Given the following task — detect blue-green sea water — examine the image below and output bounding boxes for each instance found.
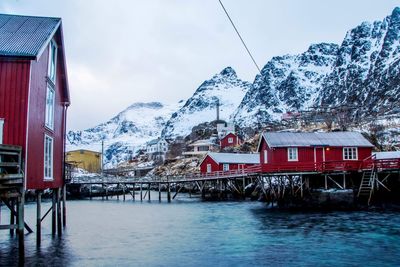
[0,193,399,266]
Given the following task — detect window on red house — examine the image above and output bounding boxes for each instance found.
[228,137,233,143]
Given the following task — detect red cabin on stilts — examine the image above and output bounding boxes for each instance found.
[257,132,374,173]
[0,14,70,190]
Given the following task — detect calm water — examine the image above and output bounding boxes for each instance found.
[1,193,400,267]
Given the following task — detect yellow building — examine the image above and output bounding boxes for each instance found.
[66,149,102,173]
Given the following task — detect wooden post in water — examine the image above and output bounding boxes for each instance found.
[324,175,328,190]
[90,184,92,200]
[343,174,346,189]
[10,199,15,236]
[148,184,151,201]
[300,175,303,198]
[167,182,171,203]
[17,192,25,260]
[117,184,120,201]
[62,184,67,228]
[132,183,135,201]
[201,181,206,199]
[52,189,56,236]
[57,188,62,237]
[158,183,161,202]
[242,177,246,199]
[36,190,42,246]
[105,185,108,200]
[123,184,126,201]
[140,184,143,202]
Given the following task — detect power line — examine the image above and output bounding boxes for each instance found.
[218,0,262,74]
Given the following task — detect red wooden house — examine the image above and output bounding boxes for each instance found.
[0,14,70,190]
[257,132,374,173]
[200,152,259,173]
[220,132,242,149]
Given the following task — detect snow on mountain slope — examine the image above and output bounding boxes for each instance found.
[233,43,339,128]
[161,67,252,138]
[67,102,180,167]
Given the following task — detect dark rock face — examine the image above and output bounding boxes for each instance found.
[234,8,400,127]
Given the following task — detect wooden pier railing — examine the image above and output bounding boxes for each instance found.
[0,144,24,190]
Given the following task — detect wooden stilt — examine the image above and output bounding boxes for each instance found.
[324,175,328,190]
[123,184,126,201]
[10,199,15,237]
[57,188,62,237]
[52,189,56,236]
[117,184,120,200]
[132,183,135,201]
[158,183,161,202]
[343,174,346,189]
[242,177,246,199]
[89,184,92,200]
[167,182,171,203]
[148,185,151,201]
[140,183,143,202]
[105,185,108,200]
[201,181,206,199]
[36,191,42,247]
[62,184,66,228]
[300,175,303,198]
[17,193,24,260]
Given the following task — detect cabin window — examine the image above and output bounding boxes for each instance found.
[45,86,55,130]
[288,147,298,161]
[0,119,3,144]
[48,39,57,83]
[264,150,268,163]
[228,137,233,143]
[223,164,229,171]
[44,135,54,180]
[207,164,212,173]
[343,147,358,160]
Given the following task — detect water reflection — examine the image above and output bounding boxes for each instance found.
[0,195,399,266]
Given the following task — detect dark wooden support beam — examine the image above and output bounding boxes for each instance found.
[167,182,171,203]
[62,184,67,228]
[158,183,161,202]
[57,188,62,237]
[52,189,56,236]
[17,193,24,260]
[10,199,15,236]
[36,191,41,247]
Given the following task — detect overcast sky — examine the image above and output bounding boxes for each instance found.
[1,0,399,130]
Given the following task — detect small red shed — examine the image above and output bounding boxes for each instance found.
[220,132,242,149]
[0,14,70,190]
[200,152,260,173]
[257,132,374,173]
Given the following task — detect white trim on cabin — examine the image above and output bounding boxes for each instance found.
[264,150,268,164]
[228,137,233,144]
[207,164,212,173]
[223,163,229,171]
[288,147,298,161]
[0,118,4,144]
[343,147,358,160]
[44,134,54,181]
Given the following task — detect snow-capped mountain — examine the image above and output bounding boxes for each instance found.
[67,102,179,167]
[233,43,339,128]
[318,7,400,116]
[161,67,252,138]
[234,7,400,127]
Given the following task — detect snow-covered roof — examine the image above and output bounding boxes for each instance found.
[189,139,214,146]
[206,152,260,164]
[259,132,373,150]
[373,151,400,159]
[147,138,165,146]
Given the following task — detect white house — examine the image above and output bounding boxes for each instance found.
[183,139,218,156]
[217,122,235,139]
[146,138,168,160]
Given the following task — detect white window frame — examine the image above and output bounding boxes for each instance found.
[207,164,212,173]
[343,147,358,160]
[264,150,268,164]
[223,163,230,171]
[228,137,233,144]
[0,119,4,144]
[45,85,55,130]
[288,147,298,161]
[44,135,54,180]
[48,39,57,83]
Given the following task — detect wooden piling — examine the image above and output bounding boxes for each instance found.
[167,183,171,203]
[148,184,151,201]
[123,184,126,201]
[17,193,24,260]
[36,190,42,246]
[140,183,143,202]
[10,199,15,236]
[106,185,109,200]
[57,188,62,237]
[158,183,161,202]
[52,189,56,236]
[62,184,67,228]
[132,183,135,201]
